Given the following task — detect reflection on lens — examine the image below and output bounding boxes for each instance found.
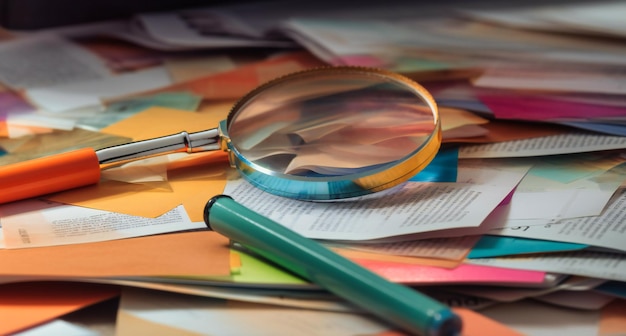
[222,67,440,200]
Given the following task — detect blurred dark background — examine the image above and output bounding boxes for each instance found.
[0,0,589,31]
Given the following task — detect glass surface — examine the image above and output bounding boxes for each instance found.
[227,69,437,179]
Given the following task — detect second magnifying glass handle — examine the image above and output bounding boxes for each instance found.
[0,148,101,204]
[204,195,462,336]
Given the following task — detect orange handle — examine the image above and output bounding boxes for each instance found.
[0,148,101,204]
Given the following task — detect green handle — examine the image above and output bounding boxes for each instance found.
[204,195,462,336]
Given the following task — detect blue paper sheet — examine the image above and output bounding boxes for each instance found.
[555,121,626,137]
[594,281,626,299]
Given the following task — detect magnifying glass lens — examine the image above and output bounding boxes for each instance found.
[223,67,441,200]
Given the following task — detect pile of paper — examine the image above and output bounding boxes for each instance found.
[0,1,625,335]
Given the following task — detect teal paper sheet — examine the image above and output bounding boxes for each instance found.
[410,147,458,183]
[468,235,587,259]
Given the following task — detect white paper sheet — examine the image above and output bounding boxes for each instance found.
[330,235,480,260]
[533,290,616,310]
[464,1,626,39]
[12,320,101,336]
[459,132,626,158]
[533,1,626,38]
[506,156,626,220]
[107,279,350,312]
[447,276,607,303]
[0,34,111,90]
[224,159,531,240]
[473,64,626,95]
[468,250,626,282]
[488,188,626,252]
[6,113,75,131]
[135,13,294,48]
[116,287,393,336]
[0,200,205,248]
[25,66,172,113]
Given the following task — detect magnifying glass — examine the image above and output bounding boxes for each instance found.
[0,66,440,204]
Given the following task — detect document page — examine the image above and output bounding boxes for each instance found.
[473,63,626,95]
[330,235,479,261]
[488,188,626,252]
[506,154,626,220]
[25,66,172,113]
[468,250,626,282]
[0,200,205,248]
[459,132,626,158]
[0,34,111,90]
[224,160,531,240]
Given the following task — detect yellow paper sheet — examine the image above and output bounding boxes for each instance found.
[439,107,489,131]
[101,106,225,141]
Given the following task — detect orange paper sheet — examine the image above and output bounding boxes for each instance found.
[454,307,525,336]
[443,118,572,144]
[0,281,120,335]
[0,121,7,137]
[101,106,225,141]
[148,51,325,100]
[46,107,231,221]
[599,299,626,336]
[0,231,230,277]
[333,247,462,269]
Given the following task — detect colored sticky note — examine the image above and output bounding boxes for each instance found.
[232,249,308,286]
[354,259,548,285]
